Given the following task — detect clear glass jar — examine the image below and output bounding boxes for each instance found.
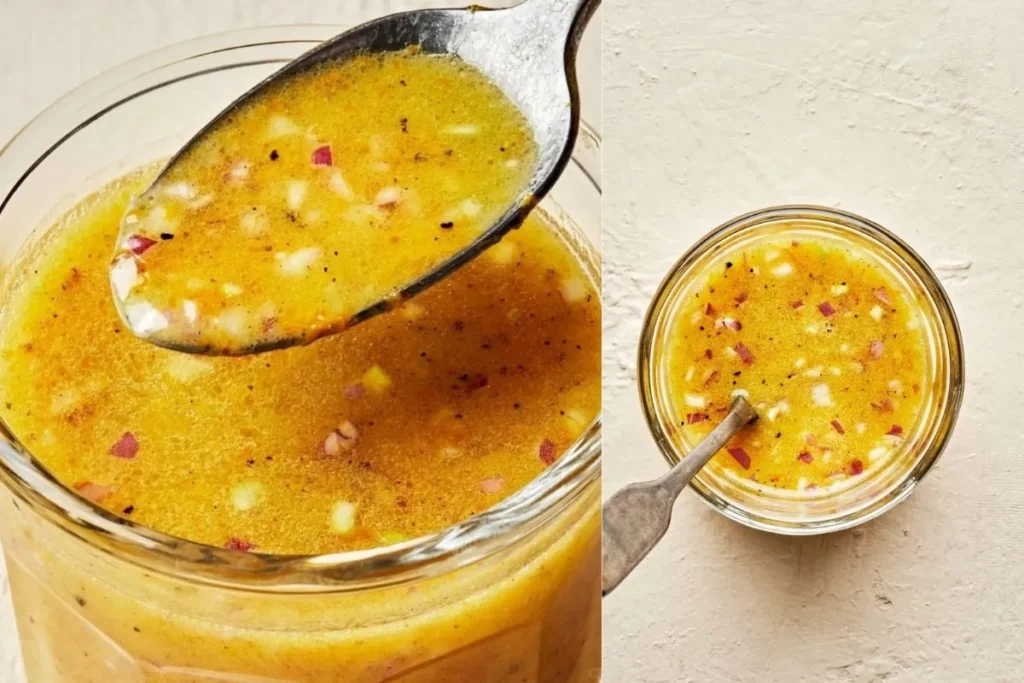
[0,23,601,683]
[639,206,963,534]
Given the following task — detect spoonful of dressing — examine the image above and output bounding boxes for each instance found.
[110,0,599,355]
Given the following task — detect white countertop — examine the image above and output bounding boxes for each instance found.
[604,0,1021,681]
[0,3,599,681]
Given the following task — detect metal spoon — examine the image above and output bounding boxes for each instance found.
[112,0,600,355]
[602,397,759,596]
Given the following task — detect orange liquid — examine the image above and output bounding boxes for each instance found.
[668,236,928,490]
[0,169,599,554]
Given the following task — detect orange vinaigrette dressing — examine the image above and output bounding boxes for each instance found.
[110,51,537,354]
[668,235,928,491]
[0,169,599,555]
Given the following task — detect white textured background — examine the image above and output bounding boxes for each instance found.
[604,1,1022,682]
[0,2,599,681]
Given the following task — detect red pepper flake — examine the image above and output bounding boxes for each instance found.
[849,459,864,476]
[225,538,256,552]
[797,451,814,464]
[869,339,884,360]
[344,383,366,400]
[261,317,278,334]
[912,383,921,394]
[704,370,720,387]
[734,343,754,364]
[479,477,504,494]
[126,234,157,256]
[705,348,713,360]
[463,373,489,392]
[538,439,557,465]
[704,303,716,316]
[74,481,114,503]
[723,318,743,331]
[686,412,708,424]
[735,292,748,306]
[830,419,845,435]
[874,287,893,307]
[886,424,904,436]
[871,398,894,412]
[818,302,836,317]
[806,482,819,491]
[109,432,139,460]
[728,447,751,470]
[791,300,804,309]
[311,145,333,166]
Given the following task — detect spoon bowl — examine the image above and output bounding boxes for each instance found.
[112,0,599,355]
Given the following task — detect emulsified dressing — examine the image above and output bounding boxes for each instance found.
[0,169,599,555]
[110,50,537,354]
[668,235,929,491]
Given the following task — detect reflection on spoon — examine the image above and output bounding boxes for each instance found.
[110,0,600,355]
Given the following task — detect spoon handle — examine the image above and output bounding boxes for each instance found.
[518,0,601,49]
[601,398,758,596]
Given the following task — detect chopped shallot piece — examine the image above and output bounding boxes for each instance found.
[312,145,333,166]
[886,424,904,436]
[849,459,864,476]
[321,421,360,456]
[871,398,894,412]
[704,370,719,387]
[286,180,307,211]
[225,538,256,552]
[811,383,833,407]
[875,287,893,306]
[344,383,366,400]
[126,234,157,255]
[869,340,884,360]
[686,412,708,424]
[791,300,804,309]
[561,278,589,304]
[818,302,836,317]
[75,481,114,503]
[330,501,358,534]
[374,186,402,207]
[226,161,250,181]
[723,318,742,331]
[479,477,504,494]
[830,419,845,435]
[734,343,754,364]
[110,432,139,459]
[727,447,751,470]
[797,451,814,464]
[538,438,557,465]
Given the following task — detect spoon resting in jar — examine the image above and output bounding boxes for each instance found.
[602,397,759,596]
[109,0,600,355]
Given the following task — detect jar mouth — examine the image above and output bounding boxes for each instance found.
[0,26,601,590]
[638,206,964,535]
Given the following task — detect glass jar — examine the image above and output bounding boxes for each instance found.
[639,206,963,534]
[0,22,601,683]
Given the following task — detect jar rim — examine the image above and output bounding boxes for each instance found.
[637,205,964,535]
[0,25,601,591]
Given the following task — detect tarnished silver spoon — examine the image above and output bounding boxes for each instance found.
[111,0,600,355]
[602,397,759,596]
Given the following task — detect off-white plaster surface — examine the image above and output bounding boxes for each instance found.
[0,2,599,681]
[604,0,1021,681]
